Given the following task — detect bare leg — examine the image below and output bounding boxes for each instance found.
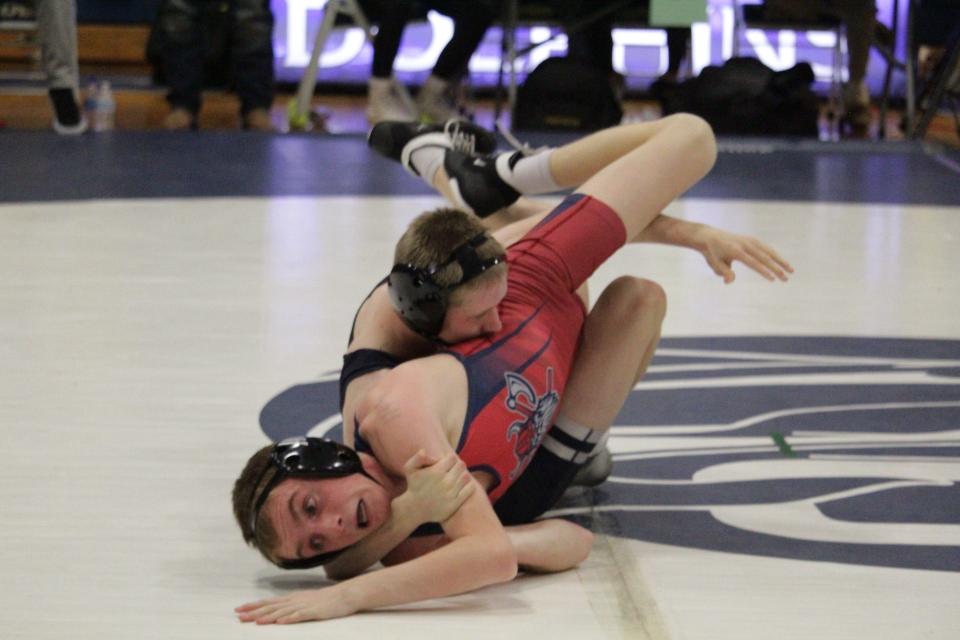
[558,276,666,430]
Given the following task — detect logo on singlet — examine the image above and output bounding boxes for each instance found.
[504,368,561,480]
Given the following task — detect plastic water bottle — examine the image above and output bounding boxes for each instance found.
[82,82,98,124]
[91,80,116,132]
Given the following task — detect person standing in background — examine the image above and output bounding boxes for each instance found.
[155,0,275,131]
[36,0,87,134]
[366,0,497,124]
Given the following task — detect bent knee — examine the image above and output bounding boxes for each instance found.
[605,276,667,319]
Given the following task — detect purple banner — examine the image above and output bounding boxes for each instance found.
[271,1,909,94]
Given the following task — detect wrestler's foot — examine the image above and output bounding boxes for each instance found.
[570,446,613,488]
[367,119,498,169]
[443,150,522,218]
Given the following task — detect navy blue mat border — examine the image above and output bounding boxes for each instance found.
[1,131,958,206]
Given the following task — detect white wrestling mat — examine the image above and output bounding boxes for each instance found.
[1,195,958,639]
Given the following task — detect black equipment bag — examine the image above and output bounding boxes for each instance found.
[514,56,623,131]
[652,57,819,137]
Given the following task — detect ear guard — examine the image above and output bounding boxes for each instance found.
[388,232,505,339]
[249,437,372,569]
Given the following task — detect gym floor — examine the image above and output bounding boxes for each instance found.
[1,126,958,639]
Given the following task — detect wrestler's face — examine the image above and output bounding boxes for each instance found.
[264,473,390,564]
[438,273,508,343]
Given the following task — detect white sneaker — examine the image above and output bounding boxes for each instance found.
[366,77,416,124]
[842,81,871,128]
[416,75,462,123]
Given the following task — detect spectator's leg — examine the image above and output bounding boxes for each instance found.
[665,27,690,80]
[826,0,878,128]
[157,0,204,128]
[368,0,416,123]
[35,0,86,133]
[231,0,276,130]
[416,0,495,122]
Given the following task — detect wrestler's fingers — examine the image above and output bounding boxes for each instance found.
[436,452,459,473]
[454,478,477,503]
[744,244,788,281]
[737,250,777,281]
[403,449,432,474]
[453,466,473,491]
[752,239,794,275]
[238,604,278,623]
[705,253,736,284]
[261,605,301,625]
[746,240,792,280]
[236,598,281,612]
[276,610,308,625]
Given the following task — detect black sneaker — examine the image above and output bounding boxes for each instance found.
[443,150,521,218]
[570,446,613,488]
[368,119,497,166]
[49,88,88,135]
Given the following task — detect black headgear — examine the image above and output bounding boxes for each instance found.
[388,232,506,339]
[249,437,373,569]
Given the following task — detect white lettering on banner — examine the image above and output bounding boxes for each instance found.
[747,28,797,70]
[691,22,712,75]
[277,0,848,83]
[285,0,326,67]
[613,28,667,75]
[524,27,568,73]
[285,0,366,68]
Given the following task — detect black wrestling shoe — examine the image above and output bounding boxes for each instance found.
[443,150,521,218]
[569,446,613,488]
[367,119,498,166]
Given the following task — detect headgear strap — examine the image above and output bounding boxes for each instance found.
[248,437,375,569]
[388,232,505,339]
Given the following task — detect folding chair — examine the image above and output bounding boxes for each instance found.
[910,0,960,139]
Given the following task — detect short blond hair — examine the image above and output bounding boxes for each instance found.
[394,207,507,302]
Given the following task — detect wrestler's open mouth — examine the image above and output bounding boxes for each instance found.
[357,499,369,529]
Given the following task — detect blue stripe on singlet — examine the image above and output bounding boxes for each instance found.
[454,328,554,454]
[533,193,584,229]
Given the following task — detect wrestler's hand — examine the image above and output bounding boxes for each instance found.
[401,450,475,524]
[695,227,794,284]
[236,586,354,625]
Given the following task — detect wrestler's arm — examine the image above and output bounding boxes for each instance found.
[382,518,593,574]
[634,214,794,283]
[329,293,462,579]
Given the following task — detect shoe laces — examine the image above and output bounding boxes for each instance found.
[443,119,478,154]
[495,120,548,157]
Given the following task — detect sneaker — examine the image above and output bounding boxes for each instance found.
[570,446,613,488]
[49,88,88,135]
[367,119,498,169]
[163,107,196,131]
[842,81,872,131]
[416,75,462,123]
[243,108,274,132]
[366,77,416,124]
[443,150,521,218]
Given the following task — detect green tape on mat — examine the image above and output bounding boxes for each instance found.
[771,432,797,457]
